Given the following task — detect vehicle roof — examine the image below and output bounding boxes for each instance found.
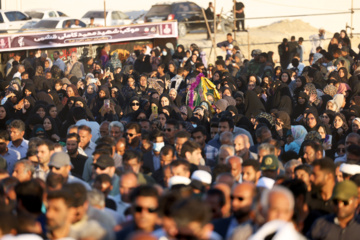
[25,9,58,12]
[152,1,195,6]
[0,10,28,12]
[38,17,79,21]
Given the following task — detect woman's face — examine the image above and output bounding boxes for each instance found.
[177,46,183,52]
[169,91,177,101]
[281,73,289,83]
[0,107,6,120]
[169,64,175,73]
[191,55,197,62]
[45,61,50,68]
[24,89,32,97]
[160,97,170,107]
[36,107,46,118]
[49,107,57,118]
[263,77,269,85]
[306,113,317,128]
[207,95,214,105]
[75,101,84,108]
[66,87,75,97]
[24,99,30,109]
[326,102,336,111]
[223,89,231,97]
[137,112,146,120]
[337,144,346,157]
[128,78,135,88]
[298,97,305,105]
[321,113,330,125]
[340,31,346,38]
[43,118,52,131]
[131,101,140,111]
[87,85,94,94]
[159,113,166,127]
[318,126,326,139]
[295,78,302,88]
[339,69,345,78]
[334,116,343,129]
[213,73,220,81]
[12,84,19,91]
[140,77,147,87]
[111,89,118,98]
[99,90,106,98]
[352,120,360,133]
[249,76,256,85]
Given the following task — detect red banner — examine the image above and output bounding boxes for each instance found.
[0,21,178,52]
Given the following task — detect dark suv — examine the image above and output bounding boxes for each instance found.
[144,1,206,37]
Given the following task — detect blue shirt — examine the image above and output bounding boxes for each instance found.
[2,148,21,173]
[8,139,28,159]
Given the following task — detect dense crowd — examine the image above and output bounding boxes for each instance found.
[0,27,360,240]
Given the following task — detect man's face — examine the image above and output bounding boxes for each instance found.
[310,165,327,188]
[187,148,202,165]
[133,196,158,231]
[218,122,231,134]
[334,197,357,220]
[267,192,293,222]
[0,138,8,153]
[99,124,109,137]
[192,132,206,147]
[95,166,114,177]
[164,124,177,141]
[12,163,30,182]
[78,130,92,149]
[140,121,150,132]
[50,166,69,178]
[227,35,232,42]
[46,198,72,231]
[53,52,58,60]
[171,165,190,178]
[120,174,138,203]
[175,137,188,156]
[285,166,297,180]
[66,138,78,155]
[345,136,359,148]
[228,159,241,181]
[210,127,218,139]
[126,128,140,145]
[111,126,122,140]
[37,144,53,165]
[231,184,253,219]
[124,158,141,174]
[242,166,257,183]
[116,142,125,156]
[218,149,231,165]
[205,195,223,219]
[160,153,174,167]
[303,146,316,164]
[234,136,246,156]
[9,127,24,142]
[295,169,311,189]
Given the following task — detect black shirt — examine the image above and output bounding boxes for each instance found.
[70,153,88,179]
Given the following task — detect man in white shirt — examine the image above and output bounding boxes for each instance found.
[74,107,100,142]
[8,120,28,159]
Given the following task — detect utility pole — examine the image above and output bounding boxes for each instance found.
[350,0,354,38]
[233,0,236,40]
[104,0,107,26]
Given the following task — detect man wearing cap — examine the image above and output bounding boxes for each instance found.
[247,49,262,76]
[93,155,120,196]
[260,154,280,180]
[49,151,91,190]
[190,170,212,193]
[309,180,360,239]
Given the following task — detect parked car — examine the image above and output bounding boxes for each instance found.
[25,9,69,19]
[31,17,86,30]
[0,10,32,32]
[81,10,132,27]
[144,2,207,37]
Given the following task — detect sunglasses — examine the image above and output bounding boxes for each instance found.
[49,166,61,171]
[165,128,173,132]
[134,205,158,213]
[230,195,244,201]
[94,165,106,171]
[126,133,134,137]
[131,102,140,106]
[333,199,350,206]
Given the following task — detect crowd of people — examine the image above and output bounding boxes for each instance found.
[0,26,360,240]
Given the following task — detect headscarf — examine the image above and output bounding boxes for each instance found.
[276,111,291,129]
[337,83,351,95]
[244,90,265,119]
[291,125,308,146]
[333,94,345,112]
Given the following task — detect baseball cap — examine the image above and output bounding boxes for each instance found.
[251,49,261,56]
[49,152,72,168]
[93,155,114,169]
[260,154,279,171]
[332,180,358,201]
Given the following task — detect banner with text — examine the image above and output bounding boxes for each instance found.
[0,21,177,52]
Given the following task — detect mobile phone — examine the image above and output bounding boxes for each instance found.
[104,99,110,108]
[152,105,158,118]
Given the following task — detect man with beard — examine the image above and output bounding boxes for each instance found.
[0,130,20,174]
[213,182,255,239]
[46,189,75,239]
[242,160,261,184]
[234,134,257,161]
[66,133,88,179]
[226,156,242,183]
[309,180,360,239]
[125,122,142,151]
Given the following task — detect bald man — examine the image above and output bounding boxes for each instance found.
[234,134,258,161]
[226,156,242,183]
[213,182,256,239]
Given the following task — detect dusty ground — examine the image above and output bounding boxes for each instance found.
[178,19,360,65]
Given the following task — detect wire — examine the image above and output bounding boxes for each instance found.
[251,0,346,12]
